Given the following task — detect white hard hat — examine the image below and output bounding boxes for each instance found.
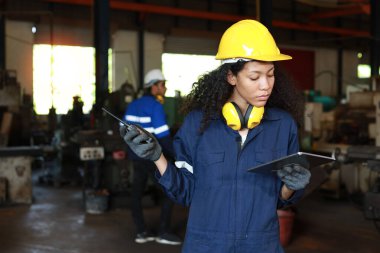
[144,69,165,88]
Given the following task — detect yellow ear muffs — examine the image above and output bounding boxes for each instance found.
[222,102,244,130]
[245,105,265,129]
[222,102,264,130]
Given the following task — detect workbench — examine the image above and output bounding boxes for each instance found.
[0,146,42,204]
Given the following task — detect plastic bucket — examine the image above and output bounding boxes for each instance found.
[85,191,109,214]
[277,209,295,246]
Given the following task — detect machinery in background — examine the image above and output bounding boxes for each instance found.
[71,129,131,213]
[304,91,380,232]
[33,81,167,212]
[1,77,184,211]
[305,89,337,112]
[341,146,380,231]
[102,81,136,133]
[162,93,184,133]
[0,69,35,147]
[0,69,43,206]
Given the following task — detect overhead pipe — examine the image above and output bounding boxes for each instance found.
[309,4,370,19]
[44,0,370,38]
[272,20,368,37]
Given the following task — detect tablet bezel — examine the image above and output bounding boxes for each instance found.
[247,152,335,174]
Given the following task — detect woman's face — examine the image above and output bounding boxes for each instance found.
[228,61,275,108]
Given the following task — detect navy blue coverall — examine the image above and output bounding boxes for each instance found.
[156,107,304,253]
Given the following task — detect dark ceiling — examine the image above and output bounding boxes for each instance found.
[0,0,373,51]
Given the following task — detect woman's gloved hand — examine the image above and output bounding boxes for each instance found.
[119,125,162,161]
[277,164,311,191]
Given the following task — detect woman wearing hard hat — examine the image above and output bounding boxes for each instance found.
[120,19,310,252]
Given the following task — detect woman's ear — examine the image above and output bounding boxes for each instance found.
[227,70,236,86]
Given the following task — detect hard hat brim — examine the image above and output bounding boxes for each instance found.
[216,53,292,62]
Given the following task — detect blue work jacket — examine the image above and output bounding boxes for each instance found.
[123,95,170,139]
[157,107,304,253]
[123,95,174,160]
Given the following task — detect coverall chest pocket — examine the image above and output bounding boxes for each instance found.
[196,151,225,189]
[254,149,285,166]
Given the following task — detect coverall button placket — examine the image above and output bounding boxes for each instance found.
[233,134,242,244]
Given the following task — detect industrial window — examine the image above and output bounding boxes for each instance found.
[162,53,221,97]
[357,64,380,79]
[33,45,112,115]
[358,64,371,79]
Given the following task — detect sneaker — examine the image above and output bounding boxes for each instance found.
[155,233,182,245]
[135,231,156,243]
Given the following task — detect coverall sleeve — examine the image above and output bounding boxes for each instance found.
[155,112,200,206]
[158,135,175,160]
[277,118,305,208]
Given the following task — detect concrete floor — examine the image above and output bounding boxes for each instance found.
[0,177,379,253]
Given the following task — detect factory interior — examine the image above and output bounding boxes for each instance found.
[0,0,380,252]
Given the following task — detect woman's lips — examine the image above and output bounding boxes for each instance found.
[256,94,269,100]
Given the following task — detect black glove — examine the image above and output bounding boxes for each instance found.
[277,164,311,191]
[119,124,162,161]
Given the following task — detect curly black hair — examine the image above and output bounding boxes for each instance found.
[181,60,304,132]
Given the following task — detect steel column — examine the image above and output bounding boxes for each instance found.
[138,24,144,91]
[0,1,5,70]
[93,0,109,111]
[257,0,272,31]
[370,0,380,90]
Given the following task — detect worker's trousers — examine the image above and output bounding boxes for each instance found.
[131,159,174,235]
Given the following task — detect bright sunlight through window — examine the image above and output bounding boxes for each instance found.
[33,45,112,115]
[358,64,371,79]
[162,53,221,97]
[357,64,380,79]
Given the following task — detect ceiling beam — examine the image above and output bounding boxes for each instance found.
[44,0,370,38]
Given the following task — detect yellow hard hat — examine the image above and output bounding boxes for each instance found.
[215,19,292,63]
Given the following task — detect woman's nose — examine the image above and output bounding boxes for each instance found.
[259,78,270,90]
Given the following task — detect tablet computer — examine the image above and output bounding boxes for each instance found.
[247,152,335,174]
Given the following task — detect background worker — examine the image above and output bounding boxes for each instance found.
[120,20,311,252]
[122,69,181,245]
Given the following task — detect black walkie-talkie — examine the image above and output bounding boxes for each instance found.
[102,107,152,143]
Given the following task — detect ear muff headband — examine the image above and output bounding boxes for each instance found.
[244,104,253,127]
[222,102,265,130]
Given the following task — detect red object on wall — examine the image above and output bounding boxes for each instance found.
[278,48,315,91]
